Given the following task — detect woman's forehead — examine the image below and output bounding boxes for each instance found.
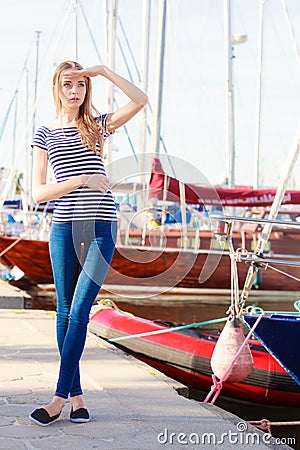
[61,70,86,83]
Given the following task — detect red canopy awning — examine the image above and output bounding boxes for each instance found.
[149,158,300,207]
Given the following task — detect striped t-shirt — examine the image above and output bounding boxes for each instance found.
[32,114,117,223]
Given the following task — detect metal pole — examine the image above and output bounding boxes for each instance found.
[152,0,166,157]
[179,181,188,250]
[253,0,265,189]
[32,30,41,141]
[12,91,18,167]
[106,0,118,164]
[224,0,235,188]
[139,0,151,220]
[281,0,300,71]
[24,66,30,201]
[139,0,151,183]
[73,0,78,60]
[29,30,41,209]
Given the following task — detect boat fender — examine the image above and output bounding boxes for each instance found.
[210,318,253,382]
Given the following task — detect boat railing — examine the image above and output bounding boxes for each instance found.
[0,210,52,240]
[211,213,300,268]
[117,209,300,254]
[117,206,211,252]
[211,214,300,229]
[236,254,300,267]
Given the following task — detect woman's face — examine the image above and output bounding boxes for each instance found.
[59,70,87,110]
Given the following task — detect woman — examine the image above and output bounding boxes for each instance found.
[29,61,148,426]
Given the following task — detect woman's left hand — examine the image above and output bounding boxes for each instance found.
[84,174,110,193]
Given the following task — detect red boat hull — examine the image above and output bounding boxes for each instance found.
[89,306,300,407]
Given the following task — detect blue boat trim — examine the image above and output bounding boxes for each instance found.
[242,314,300,386]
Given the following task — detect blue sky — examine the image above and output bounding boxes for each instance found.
[1,0,300,188]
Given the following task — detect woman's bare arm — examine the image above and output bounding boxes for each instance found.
[64,65,149,132]
[31,147,109,204]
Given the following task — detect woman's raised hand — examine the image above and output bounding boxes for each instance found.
[64,66,104,79]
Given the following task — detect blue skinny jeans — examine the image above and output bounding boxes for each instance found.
[49,220,117,399]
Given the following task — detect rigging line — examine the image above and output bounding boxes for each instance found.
[0,94,16,143]
[107,317,228,342]
[112,97,138,163]
[78,0,139,165]
[229,239,240,316]
[281,0,300,73]
[78,2,171,173]
[24,0,74,125]
[159,136,176,177]
[79,1,175,177]
[118,16,141,81]
[115,13,177,178]
[36,0,73,71]
[72,2,139,163]
[78,0,103,64]
[0,1,69,146]
[262,262,300,283]
[117,36,134,81]
[143,100,177,176]
[0,45,33,144]
[25,0,74,127]
[0,0,74,204]
[14,47,32,94]
[143,100,176,176]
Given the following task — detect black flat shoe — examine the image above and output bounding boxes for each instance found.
[29,408,61,427]
[70,407,90,423]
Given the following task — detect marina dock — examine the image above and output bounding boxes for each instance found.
[0,301,293,449]
[0,280,28,309]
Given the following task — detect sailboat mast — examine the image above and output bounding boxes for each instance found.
[23,66,30,206]
[32,30,41,141]
[253,0,265,189]
[73,0,79,61]
[139,0,151,185]
[152,0,166,157]
[106,0,118,164]
[28,30,41,210]
[224,0,236,188]
[12,90,18,167]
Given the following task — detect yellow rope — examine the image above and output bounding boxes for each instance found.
[96,298,134,317]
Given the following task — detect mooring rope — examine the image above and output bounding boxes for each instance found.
[249,418,300,434]
[264,262,300,283]
[106,316,228,343]
[0,237,22,258]
[234,247,300,284]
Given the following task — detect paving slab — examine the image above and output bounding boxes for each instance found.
[0,309,294,450]
[0,280,27,309]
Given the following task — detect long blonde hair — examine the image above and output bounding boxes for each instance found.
[52,61,104,156]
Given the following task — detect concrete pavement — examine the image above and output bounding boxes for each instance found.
[0,280,27,309]
[0,309,294,449]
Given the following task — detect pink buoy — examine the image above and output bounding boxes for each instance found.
[210,317,253,382]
